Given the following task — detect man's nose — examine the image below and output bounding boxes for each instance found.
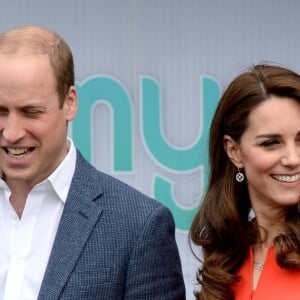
[2,114,25,143]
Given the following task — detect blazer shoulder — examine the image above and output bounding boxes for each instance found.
[74,149,167,215]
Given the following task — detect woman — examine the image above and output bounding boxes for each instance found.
[190,64,300,299]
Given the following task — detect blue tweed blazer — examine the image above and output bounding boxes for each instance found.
[37,150,185,299]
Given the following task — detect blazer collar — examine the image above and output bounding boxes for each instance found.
[38,151,104,299]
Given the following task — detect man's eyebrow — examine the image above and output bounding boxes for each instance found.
[22,105,45,109]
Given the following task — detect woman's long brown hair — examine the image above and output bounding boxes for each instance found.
[190,64,300,299]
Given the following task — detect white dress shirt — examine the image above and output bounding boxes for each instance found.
[0,138,76,300]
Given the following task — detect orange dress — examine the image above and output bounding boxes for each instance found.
[233,246,300,299]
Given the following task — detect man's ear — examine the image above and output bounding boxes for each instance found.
[223,135,243,168]
[64,86,78,121]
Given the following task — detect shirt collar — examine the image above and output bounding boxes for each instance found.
[0,137,77,204]
[47,137,77,203]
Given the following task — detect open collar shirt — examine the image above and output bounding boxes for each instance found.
[0,138,76,300]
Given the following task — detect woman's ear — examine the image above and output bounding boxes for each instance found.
[223,135,243,168]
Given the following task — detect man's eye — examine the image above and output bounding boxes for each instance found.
[0,109,8,115]
[24,110,43,116]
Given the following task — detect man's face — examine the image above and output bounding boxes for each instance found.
[0,53,77,189]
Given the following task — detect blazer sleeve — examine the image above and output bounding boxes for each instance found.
[124,205,186,300]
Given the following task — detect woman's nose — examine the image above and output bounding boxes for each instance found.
[281,144,300,166]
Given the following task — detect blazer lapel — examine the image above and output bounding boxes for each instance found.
[38,151,103,300]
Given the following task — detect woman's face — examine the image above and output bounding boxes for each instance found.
[225,96,300,215]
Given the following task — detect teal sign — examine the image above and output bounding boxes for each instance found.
[72,75,220,231]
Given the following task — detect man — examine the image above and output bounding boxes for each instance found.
[0,26,185,299]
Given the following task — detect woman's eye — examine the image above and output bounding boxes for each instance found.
[260,140,278,147]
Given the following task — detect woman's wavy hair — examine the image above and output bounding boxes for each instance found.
[189,64,300,300]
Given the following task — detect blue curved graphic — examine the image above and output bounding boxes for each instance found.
[73,76,133,171]
[141,76,220,179]
[154,174,200,231]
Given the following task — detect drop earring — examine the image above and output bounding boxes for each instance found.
[236,167,244,182]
